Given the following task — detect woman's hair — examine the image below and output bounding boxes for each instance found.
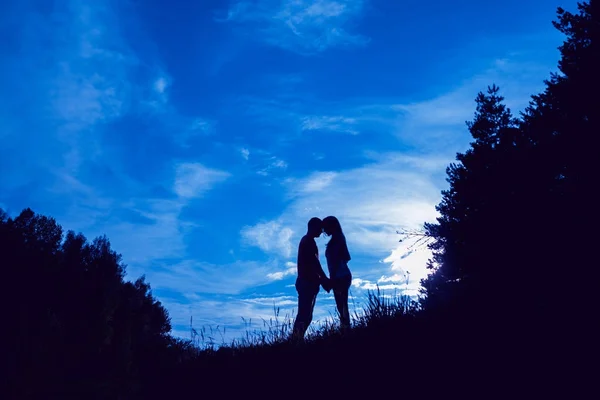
[323,216,351,262]
[323,216,343,235]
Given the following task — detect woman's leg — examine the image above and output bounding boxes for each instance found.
[339,279,351,329]
[333,276,352,329]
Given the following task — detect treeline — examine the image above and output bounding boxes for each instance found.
[0,208,194,398]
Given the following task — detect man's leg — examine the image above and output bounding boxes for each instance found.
[306,290,318,334]
[293,287,317,339]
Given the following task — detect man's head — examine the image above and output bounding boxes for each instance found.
[307,217,323,238]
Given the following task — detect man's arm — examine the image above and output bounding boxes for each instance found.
[306,239,326,278]
[310,241,331,291]
[314,254,328,280]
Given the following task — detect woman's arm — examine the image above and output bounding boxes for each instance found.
[326,239,342,278]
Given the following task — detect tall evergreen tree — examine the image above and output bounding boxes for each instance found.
[421,85,519,317]
[520,0,599,320]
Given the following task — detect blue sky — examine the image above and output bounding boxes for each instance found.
[0,0,576,341]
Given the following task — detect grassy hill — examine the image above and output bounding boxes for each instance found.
[143,289,558,398]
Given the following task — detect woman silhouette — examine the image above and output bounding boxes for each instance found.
[322,216,352,330]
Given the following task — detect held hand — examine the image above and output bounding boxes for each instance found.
[321,277,332,293]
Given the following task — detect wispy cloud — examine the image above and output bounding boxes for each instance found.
[52,63,126,133]
[148,259,279,295]
[271,158,288,169]
[102,200,191,269]
[55,162,230,275]
[288,159,441,233]
[240,149,290,176]
[153,76,169,94]
[223,0,368,53]
[286,171,338,196]
[241,295,297,307]
[143,73,172,111]
[302,115,359,135]
[89,162,231,270]
[173,118,217,149]
[189,118,214,134]
[389,57,556,150]
[230,55,555,154]
[173,163,231,199]
[266,261,297,281]
[257,156,289,176]
[241,220,295,259]
[46,3,137,176]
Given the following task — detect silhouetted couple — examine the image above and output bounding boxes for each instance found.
[292,216,352,341]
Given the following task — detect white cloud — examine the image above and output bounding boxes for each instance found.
[353,279,403,293]
[47,2,135,176]
[50,3,132,133]
[240,147,250,160]
[154,76,169,94]
[173,162,230,199]
[223,0,368,53]
[173,118,216,148]
[189,118,213,134]
[256,156,289,176]
[241,295,297,307]
[351,274,423,298]
[52,64,125,132]
[287,159,441,235]
[382,239,433,287]
[271,158,288,169]
[287,171,338,196]
[302,115,359,134]
[145,73,173,112]
[377,274,405,283]
[266,262,297,281]
[241,220,295,258]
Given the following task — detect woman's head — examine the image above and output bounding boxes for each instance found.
[322,216,343,236]
[323,216,351,262]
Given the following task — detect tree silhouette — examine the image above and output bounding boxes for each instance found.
[1,208,175,398]
[421,2,597,330]
[420,85,520,317]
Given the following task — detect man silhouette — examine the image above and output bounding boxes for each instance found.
[292,217,331,341]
